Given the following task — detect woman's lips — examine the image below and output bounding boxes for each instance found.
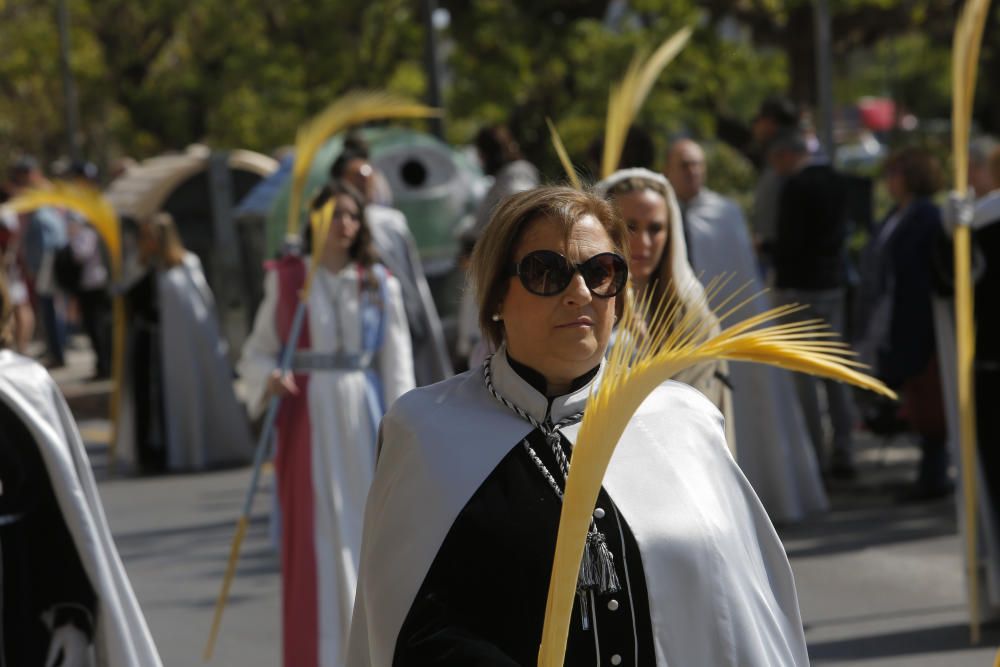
[556,317,594,329]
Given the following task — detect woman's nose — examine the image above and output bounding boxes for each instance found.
[561,271,592,306]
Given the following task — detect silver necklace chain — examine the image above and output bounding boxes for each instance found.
[482,355,582,499]
[482,354,622,629]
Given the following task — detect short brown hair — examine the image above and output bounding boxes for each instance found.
[883,147,943,197]
[469,186,629,347]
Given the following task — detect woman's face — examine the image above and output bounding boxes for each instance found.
[499,214,618,390]
[325,193,362,254]
[618,188,668,286]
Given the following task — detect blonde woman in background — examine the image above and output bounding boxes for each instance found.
[117,212,251,473]
[596,168,735,448]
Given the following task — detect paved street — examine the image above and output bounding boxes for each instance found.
[52,341,1000,665]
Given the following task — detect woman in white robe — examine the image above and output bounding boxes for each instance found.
[240,180,414,667]
[117,213,252,472]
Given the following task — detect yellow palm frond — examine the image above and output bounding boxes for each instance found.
[950,0,991,645]
[302,198,336,300]
[601,26,693,178]
[9,182,126,464]
[10,182,121,275]
[287,90,442,238]
[537,285,894,666]
[545,118,581,190]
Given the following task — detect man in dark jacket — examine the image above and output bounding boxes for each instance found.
[770,130,856,477]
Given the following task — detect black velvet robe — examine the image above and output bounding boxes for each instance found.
[934,216,1000,512]
[0,401,96,665]
[125,270,167,472]
[394,360,656,666]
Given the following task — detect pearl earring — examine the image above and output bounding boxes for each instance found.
[492,313,502,322]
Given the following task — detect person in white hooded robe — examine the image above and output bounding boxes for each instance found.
[664,138,827,522]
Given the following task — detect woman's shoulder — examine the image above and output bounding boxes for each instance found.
[645,379,724,419]
[0,349,53,384]
[0,350,63,420]
[384,368,481,423]
[632,379,728,454]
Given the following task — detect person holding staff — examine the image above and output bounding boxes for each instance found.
[240,179,414,667]
[347,186,809,666]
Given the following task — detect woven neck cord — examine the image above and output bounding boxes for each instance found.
[482,355,620,628]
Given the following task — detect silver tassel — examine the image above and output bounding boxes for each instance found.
[577,589,591,631]
[588,530,621,594]
[576,527,620,604]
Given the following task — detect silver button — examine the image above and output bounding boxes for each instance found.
[607,599,619,611]
[593,507,606,519]
[610,655,622,666]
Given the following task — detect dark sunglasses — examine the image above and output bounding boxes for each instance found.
[508,250,628,298]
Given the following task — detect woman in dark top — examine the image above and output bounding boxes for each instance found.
[347,186,810,666]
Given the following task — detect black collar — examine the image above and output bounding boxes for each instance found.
[506,354,600,398]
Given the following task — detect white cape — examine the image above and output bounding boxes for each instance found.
[0,351,163,666]
[347,350,809,666]
[117,253,252,471]
[683,189,827,522]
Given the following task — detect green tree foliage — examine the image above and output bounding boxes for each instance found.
[2,0,997,195]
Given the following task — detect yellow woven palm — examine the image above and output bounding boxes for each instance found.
[950,0,991,645]
[287,90,441,239]
[9,183,126,461]
[537,283,895,666]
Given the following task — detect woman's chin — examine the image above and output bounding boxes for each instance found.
[548,333,600,360]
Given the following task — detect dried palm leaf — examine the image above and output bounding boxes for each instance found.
[950,0,992,644]
[601,26,693,178]
[537,286,894,666]
[287,90,441,238]
[9,183,126,463]
[545,118,581,190]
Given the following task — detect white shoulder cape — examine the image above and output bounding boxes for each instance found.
[0,351,163,666]
[347,350,809,666]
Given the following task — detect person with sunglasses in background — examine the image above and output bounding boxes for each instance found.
[347,186,809,666]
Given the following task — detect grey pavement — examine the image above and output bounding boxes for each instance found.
[41,339,1000,665]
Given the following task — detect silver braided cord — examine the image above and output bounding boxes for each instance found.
[482,354,582,498]
[481,353,621,620]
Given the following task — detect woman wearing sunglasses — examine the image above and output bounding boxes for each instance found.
[347,186,808,666]
[596,168,735,448]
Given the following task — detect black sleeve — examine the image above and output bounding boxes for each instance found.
[880,208,940,388]
[394,592,521,666]
[0,401,97,638]
[774,176,806,275]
